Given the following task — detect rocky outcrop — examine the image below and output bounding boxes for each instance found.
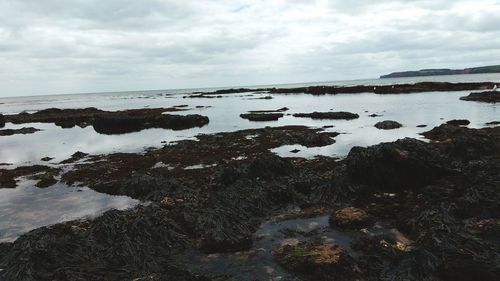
[239,113,283,121]
[460,91,500,103]
[93,113,209,134]
[293,111,359,120]
[3,108,209,134]
[446,119,470,126]
[374,120,402,130]
[0,113,5,128]
[344,138,450,191]
[0,127,41,136]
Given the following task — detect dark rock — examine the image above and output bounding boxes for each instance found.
[240,113,283,121]
[329,207,372,229]
[249,154,294,178]
[345,138,450,191]
[460,91,500,103]
[290,149,301,153]
[0,127,41,136]
[417,124,427,128]
[40,157,54,162]
[60,151,88,164]
[248,107,289,113]
[269,82,495,95]
[273,242,361,281]
[446,119,470,126]
[486,121,500,126]
[422,124,500,160]
[374,120,402,130]
[34,173,57,188]
[293,111,359,120]
[3,107,209,134]
[93,114,209,134]
[368,114,382,117]
[0,113,5,128]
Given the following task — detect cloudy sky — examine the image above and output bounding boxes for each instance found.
[1,0,499,97]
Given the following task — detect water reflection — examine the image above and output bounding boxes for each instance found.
[0,90,498,165]
[0,179,140,242]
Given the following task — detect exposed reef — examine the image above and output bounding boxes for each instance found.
[0,127,41,136]
[293,111,359,120]
[460,91,500,103]
[3,108,209,134]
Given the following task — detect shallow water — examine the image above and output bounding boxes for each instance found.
[182,214,355,281]
[0,90,498,165]
[0,179,140,242]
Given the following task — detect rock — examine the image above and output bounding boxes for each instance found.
[272,242,361,281]
[329,207,372,229]
[93,113,209,134]
[422,124,500,160]
[40,157,54,162]
[290,149,301,153]
[0,127,41,136]
[159,197,184,208]
[248,107,289,113]
[60,151,89,164]
[293,111,359,120]
[34,173,57,188]
[3,107,209,134]
[368,114,382,117]
[374,120,402,130]
[460,91,500,103]
[446,119,470,126]
[240,113,284,121]
[486,121,500,126]
[269,82,496,95]
[0,114,5,128]
[417,124,427,128]
[249,154,294,178]
[345,138,450,191]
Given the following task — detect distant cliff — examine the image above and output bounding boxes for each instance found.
[380,65,500,78]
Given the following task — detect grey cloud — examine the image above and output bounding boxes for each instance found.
[0,0,499,97]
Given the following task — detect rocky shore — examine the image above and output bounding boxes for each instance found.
[3,107,209,134]
[192,81,496,96]
[0,122,499,280]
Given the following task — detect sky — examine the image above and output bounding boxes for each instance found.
[1,0,500,97]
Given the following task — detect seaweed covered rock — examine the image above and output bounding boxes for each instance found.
[0,127,41,136]
[345,138,450,191]
[460,91,500,103]
[446,119,470,126]
[93,113,209,134]
[293,111,359,120]
[422,124,500,160]
[273,242,361,281]
[248,153,294,178]
[374,120,402,130]
[0,206,191,281]
[0,113,5,128]
[239,113,283,121]
[3,107,209,134]
[329,207,372,229]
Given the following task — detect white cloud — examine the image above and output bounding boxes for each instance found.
[0,0,499,96]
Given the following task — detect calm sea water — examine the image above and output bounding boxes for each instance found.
[0,73,499,242]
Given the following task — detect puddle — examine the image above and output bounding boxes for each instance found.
[184,164,218,170]
[0,179,140,242]
[181,215,356,281]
